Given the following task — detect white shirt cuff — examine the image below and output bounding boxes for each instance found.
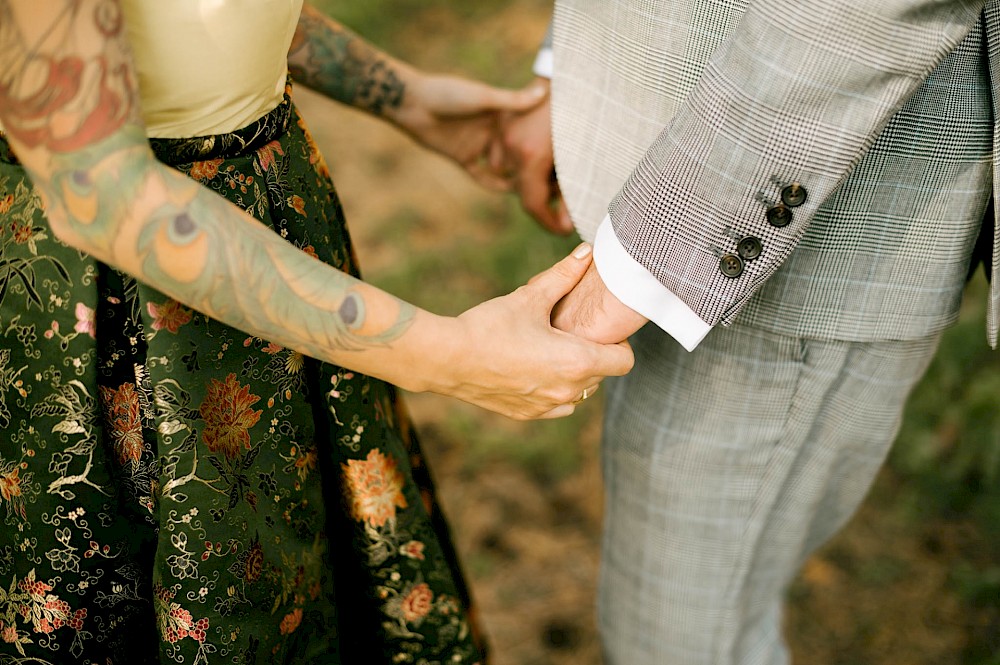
[533,47,554,78]
[592,217,712,351]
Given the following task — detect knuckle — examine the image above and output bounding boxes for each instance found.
[565,355,591,379]
[554,385,578,404]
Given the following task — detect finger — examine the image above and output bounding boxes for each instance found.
[524,243,594,309]
[587,340,636,378]
[552,193,575,236]
[487,132,508,174]
[467,161,514,192]
[475,81,549,113]
[519,163,562,231]
[536,403,576,420]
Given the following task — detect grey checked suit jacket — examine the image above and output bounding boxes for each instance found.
[550,0,1000,346]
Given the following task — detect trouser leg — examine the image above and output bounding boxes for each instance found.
[597,323,941,665]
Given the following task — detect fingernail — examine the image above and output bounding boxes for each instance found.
[572,242,592,259]
[530,83,547,97]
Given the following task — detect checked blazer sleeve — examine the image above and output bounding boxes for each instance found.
[606,0,989,328]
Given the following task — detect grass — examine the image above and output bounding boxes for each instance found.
[369,198,579,315]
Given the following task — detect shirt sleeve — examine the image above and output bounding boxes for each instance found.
[533,47,554,78]
[593,216,712,351]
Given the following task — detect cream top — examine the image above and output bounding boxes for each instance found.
[122,0,303,137]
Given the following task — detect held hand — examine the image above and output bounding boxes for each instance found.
[438,244,634,420]
[551,262,649,344]
[390,69,548,190]
[498,78,574,235]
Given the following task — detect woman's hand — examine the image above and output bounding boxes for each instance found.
[290,6,546,190]
[388,70,548,191]
[416,244,635,420]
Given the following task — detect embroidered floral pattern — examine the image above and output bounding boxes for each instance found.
[146,298,193,333]
[343,448,408,528]
[0,99,486,664]
[188,157,223,182]
[199,373,263,458]
[99,382,144,466]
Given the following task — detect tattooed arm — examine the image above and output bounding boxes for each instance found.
[0,0,631,420]
[288,4,547,189]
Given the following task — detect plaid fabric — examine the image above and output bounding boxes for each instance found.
[598,322,941,665]
[551,0,1000,346]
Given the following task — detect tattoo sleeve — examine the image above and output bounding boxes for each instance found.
[287,4,406,116]
[0,0,417,366]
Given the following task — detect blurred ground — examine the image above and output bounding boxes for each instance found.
[302,2,999,663]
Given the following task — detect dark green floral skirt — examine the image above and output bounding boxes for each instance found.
[0,87,486,664]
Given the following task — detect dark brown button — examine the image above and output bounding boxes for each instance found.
[780,182,807,207]
[766,204,792,227]
[737,236,762,261]
[719,253,744,278]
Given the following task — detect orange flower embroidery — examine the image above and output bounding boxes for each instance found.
[294,448,317,481]
[341,449,408,527]
[0,194,14,215]
[297,116,332,180]
[400,583,433,623]
[0,468,22,503]
[243,537,264,583]
[146,300,193,334]
[189,158,223,182]
[289,195,306,216]
[279,607,302,635]
[0,466,27,519]
[199,374,263,458]
[98,383,144,466]
[12,224,32,244]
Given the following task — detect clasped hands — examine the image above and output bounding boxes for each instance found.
[483,76,649,347]
[393,70,646,417]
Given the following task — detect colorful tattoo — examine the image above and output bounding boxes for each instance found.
[0,0,415,360]
[288,5,405,116]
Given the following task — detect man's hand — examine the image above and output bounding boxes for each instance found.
[551,262,649,344]
[498,78,574,235]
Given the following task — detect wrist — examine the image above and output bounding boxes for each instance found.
[383,310,468,395]
[383,61,427,131]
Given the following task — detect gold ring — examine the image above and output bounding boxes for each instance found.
[572,388,590,405]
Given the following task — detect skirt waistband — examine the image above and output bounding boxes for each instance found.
[0,80,293,167]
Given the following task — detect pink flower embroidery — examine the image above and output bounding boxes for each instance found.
[400,540,425,560]
[73,302,96,338]
[256,140,285,172]
[400,583,433,623]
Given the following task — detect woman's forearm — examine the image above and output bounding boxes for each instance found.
[47,136,452,385]
[288,4,412,118]
[0,0,632,420]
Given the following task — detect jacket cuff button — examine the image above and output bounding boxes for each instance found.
[780,182,807,207]
[719,253,744,278]
[737,236,762,260]
[766,204,792,227]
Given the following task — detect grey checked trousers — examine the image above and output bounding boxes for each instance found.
[598,322,941,665]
